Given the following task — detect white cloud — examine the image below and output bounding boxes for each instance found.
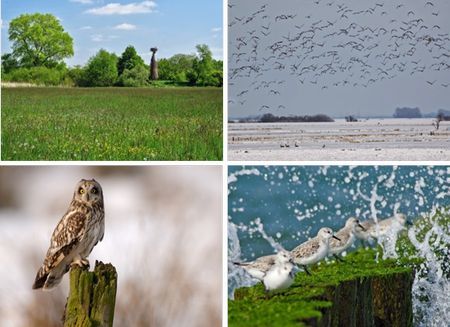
[91,34,119,42]
[114,23,137,30]
[85,1,157,15]
[80,26,93,30]
[70,0,94,4]
[211,27,222,33]
[91,34,104,42]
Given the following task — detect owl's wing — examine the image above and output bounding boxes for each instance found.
[48,210,88,255]
[32,210,88,289]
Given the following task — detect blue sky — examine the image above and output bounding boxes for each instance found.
[1,0,223,66]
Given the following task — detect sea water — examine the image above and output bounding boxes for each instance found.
[228,166,450,325]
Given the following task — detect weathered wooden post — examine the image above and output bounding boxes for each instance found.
[150,47,159,80]
[63,261,117,327]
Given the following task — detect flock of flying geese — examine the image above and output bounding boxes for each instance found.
[229,0,449,110]
[234,213,411,292]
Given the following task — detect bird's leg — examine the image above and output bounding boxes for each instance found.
[360,239,369,249]
[333,254,345,262]
[303,265,312,275]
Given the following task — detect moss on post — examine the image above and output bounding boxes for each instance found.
[64,261,117,327]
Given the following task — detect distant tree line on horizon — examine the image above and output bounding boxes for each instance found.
[393,107,450,120]
[393,107,423,118]
[232,113,335,123]
[1,13,222,87]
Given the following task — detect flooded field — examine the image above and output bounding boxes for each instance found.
[228,119,450,161]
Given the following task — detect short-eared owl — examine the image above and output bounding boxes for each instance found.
[32,179,105,290]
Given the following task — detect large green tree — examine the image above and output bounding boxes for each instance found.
[84,49,118,87]
[158,54,196,82]
[188,44,222,86]
[119,65,149,87]
[8,13,74,67]
[117,45,145,76]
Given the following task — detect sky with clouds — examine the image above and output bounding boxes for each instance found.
[1,0,223,66]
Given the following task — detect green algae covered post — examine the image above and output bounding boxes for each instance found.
[63,261,118,327]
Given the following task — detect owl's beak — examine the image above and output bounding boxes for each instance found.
[84,193,90,202]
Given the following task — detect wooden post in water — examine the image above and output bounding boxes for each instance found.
[63,261,117,327]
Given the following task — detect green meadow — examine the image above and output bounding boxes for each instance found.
[1,87,222,161]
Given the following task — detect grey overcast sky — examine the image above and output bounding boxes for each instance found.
[228,0,450,118]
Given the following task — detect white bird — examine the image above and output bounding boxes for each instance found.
[354,213,411,245]
[354,219,376,245]
[367,213,410,239]
[233,249,293,281]
[291,227,340,274]
[262,252,296,292]
[329,217,365,261]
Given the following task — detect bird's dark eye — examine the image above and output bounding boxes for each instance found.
[91,187,98,194]
[79,188,85,194]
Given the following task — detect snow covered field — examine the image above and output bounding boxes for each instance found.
[228,118,450,161]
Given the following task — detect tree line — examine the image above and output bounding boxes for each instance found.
[259,113,334,123]
[1,13,222,87]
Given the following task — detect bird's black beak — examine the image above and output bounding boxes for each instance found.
[289,258,294,264]
[333,235,341,241]
[406,220,413,226]
[357,223,366,231]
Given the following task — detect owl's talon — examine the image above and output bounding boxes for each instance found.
[71,259,90,270]
[70,261,81,269]
[81,259,90,268]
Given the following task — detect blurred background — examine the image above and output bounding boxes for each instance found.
[0,166,222,327]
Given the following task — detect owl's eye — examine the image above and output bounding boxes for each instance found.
[91,187,98,194]
[79,188,85,194]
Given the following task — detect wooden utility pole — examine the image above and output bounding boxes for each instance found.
[63,261,117,327]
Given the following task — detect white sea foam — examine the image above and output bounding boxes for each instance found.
[407,208,450,326]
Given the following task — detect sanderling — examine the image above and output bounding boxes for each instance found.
[233,250,292,281]
[367,213,411,239]
[354,219,376,245]
[291,227,340,274]
[262,252,296,292]
[329,217,365,261]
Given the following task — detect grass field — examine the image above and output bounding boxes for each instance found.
[1,87,222,160]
